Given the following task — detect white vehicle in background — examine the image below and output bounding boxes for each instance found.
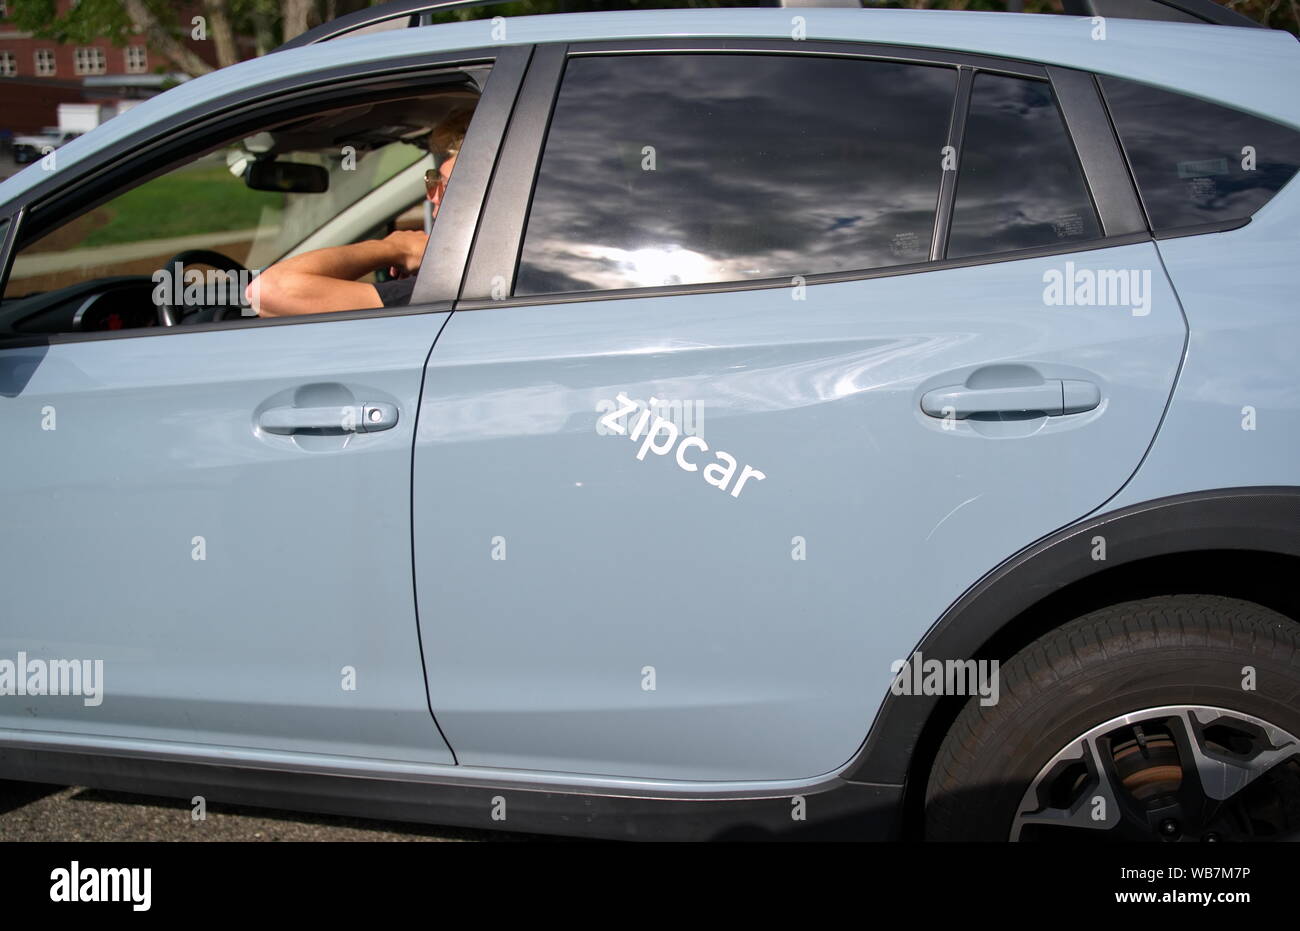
[12,128,80,165]
[57,103,112,136]
[11,106,107,166]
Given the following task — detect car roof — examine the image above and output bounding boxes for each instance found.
[3,7,1297,207]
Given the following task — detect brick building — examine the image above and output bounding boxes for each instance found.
[0,0,225,134]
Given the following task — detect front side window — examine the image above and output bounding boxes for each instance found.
[1,85,482,335]
[1101,76,1300,231]
[516,53,957,296]
[947,73,1101,259]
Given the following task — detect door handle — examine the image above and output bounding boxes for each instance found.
[921,380,1099,419]
[258,402,398,435]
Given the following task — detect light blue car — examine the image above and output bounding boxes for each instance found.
[1,0,1298,841]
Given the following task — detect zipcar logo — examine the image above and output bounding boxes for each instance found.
[597,393,766,499]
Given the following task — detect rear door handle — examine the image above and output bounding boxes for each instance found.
[921,380,1099,419]
[258,402,398,435]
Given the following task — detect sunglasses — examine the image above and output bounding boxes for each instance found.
[424,168,449,194]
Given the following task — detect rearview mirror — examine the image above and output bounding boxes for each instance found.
[245,160,329,194]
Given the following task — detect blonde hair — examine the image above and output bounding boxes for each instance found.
[429,107,474,163]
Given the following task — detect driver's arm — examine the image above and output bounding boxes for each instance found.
[247,229,429,317]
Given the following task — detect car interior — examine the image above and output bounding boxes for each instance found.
[0,81,481,337]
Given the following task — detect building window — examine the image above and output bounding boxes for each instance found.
[0,52,15,78]
[35,48,55,77]
[125,45,147,74]
[74,47,106,76]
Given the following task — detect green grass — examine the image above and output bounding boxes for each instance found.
[80,161,285,249]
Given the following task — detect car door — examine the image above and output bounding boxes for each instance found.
[411,44,1185,782]
[0,48,524,765]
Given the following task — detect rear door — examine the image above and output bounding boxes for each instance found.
[411,43,1185,781]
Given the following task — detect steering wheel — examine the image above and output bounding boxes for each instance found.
[155,249,250,327]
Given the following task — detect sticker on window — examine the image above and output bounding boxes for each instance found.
[1176,157,1230,179]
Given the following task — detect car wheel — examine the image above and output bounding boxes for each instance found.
[925,594,1300,841]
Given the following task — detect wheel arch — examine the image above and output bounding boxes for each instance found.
[840,486,1300,837]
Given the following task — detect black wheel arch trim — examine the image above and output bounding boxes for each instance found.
[843,486,1300,789]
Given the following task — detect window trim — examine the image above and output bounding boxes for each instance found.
[1046,66,1147,238]
[566,37,1049,79]
[0,45,532,346]
[930,66,973,262]
[0,212,16,297]
[461,38,1140,309]
[7,47,524,243]
[456,230,1153,312]
[459,42,566,302]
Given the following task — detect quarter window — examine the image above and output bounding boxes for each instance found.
[515,54,957,296]
[947,72,1101,259]
[1100,76,1300,230]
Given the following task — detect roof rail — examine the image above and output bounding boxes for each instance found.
[273,0,860,52]
[1060,0,1263,28]
[273,0,1263,53]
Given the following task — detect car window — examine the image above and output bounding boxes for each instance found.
[1100,75,1300,231]
[947,73,1101,260]
[515,53,957,296]
[5,155,287,302]
[0,86,480,335]
[3,141,423,301]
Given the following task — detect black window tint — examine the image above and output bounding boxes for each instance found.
[947,73,1101,259]
[1101,76,1300,230]
[515,54,956,296]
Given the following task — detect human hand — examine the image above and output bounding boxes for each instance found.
[383,230,429,278]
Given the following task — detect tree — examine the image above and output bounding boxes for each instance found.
[7,0,375,77]
[8,0,1294,78]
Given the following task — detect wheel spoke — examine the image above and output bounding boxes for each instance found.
[1177,708,1299,802]
[1012,736,1123,839]
[1010,705,1300,841]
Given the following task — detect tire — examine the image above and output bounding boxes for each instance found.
[924,594,1300,841]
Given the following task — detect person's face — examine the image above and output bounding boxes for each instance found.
[425,155,456,216]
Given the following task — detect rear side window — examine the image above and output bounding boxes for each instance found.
[947,73,1101,259]
[515,54,957,296]
[1101,76,1300,230]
